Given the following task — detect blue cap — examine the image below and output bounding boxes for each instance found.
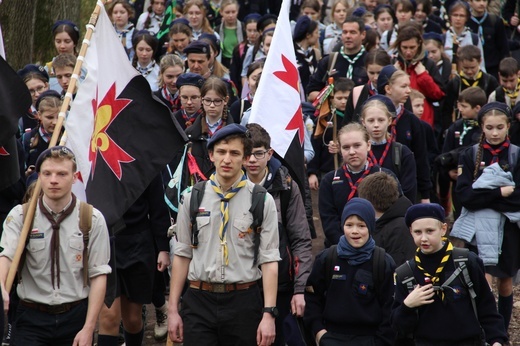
[293,15,311,41]
[207,124,249,150]
[176,72,205,89]
[341,198,376,234]
[52,20,80,41]
[352,7,367,17]
[244,13,262,23]
[35,146,76,173]
[377,65,398,95]
[364,94,396,114]
[170,18,190,28]
[183,40,210,56]
[17,64,49,81]
[35,90,61,111]
[423,32,444,45]
[199,33,221,56]
[478,102,512,125]
[257,14,277,33]
[405,203,445,227]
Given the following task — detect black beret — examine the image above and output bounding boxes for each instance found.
[377,65,398,95]
[244,13,262,23]
[405,203,445,227]
[207,124,248,150]
[293,15,311,41]
[176,72,205,89]
[183,40,210,56]
[477,102,512,125]
[17,64,49,81]
[352,7,367,17]
[364,94,396,114]
[257,14,277,33]
[35,146,76,173]
[35,90,61,111]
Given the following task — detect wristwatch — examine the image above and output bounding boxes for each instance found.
[262,306,279,318]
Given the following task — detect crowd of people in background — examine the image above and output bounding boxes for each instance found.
[2,0,520,344]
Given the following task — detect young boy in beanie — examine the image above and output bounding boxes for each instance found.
[391,203,508,345]
[304,198,396,345]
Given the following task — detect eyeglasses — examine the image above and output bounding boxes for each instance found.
[202,98,224,106]
[180,95,201,102]
[29,85,46,95]
[251,150,269,159]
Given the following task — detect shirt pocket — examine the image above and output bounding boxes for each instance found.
[68,234,85,268]
[351,268,376,301]
[195,216,211,243]
[232,215,254,249]
[26,239,46,269]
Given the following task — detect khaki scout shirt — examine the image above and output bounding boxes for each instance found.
[175,178,280,283]
[0,201,111,305]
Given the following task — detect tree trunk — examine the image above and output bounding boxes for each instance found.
[1,0,81,69]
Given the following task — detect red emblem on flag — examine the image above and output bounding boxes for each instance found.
[89,83,134,180]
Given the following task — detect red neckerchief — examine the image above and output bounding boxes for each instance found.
[390,106,405,142]
[367,82,376,96]
[207,119,224,137]
[369,140,392,167]
[161,86,175,108]
[246,92,254,104]
[182,109,202,128]
[343,158,374,201]
[482,139,510,164]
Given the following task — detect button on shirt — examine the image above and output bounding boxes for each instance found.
[175,178,280,283]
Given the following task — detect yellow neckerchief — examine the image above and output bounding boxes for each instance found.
[460,70,483,87]
[415,238,453,300]
[504,77,520,106]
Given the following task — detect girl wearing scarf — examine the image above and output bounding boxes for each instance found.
[136,0,166,35]
[108,0,136,61]
[455,102,520,334]
[132,31,160,91]
[305,197,396,345]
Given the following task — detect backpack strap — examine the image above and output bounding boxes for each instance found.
[325,244,338,289]
[442,247,478,320]
[250,184,267,266]
[372,246,386,290]
[239,99,245,121]
[351,85,364,111]
[392,142,403,175]
[386,29,393,47]
[189,181,207,248]
[78,201,93,288]
[508,144,518,172]
[279,186,292,228]
[395,260,417,294]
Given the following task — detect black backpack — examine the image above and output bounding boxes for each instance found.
[188,181,267,266]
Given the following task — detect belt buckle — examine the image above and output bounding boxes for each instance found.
[47,304,67,314]
[212,283,226,293]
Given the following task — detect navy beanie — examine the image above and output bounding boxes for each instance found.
[363,94,396,114]
[341,198,376,234]
[377,65,397,95]
[405,203,445,227]
[477,101,512,125]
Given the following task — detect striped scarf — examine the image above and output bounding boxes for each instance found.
[339,45,365,79]
[415,238,453,300]
[209,173,248,267]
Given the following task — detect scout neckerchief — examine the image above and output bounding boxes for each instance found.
[470,11,488,46]
[161,86,175,109]
[367,81,376,96]
[206,117,224,137]
[504,78,520,106]
[209,173,247,267]
[115,23,134,49]
[369,138,392,167]
[296,43,316,75]
[439,0,449,28]
[209,0,221,15]
[246,92,254,104]
[343,158,374,201]
[459,119,479,145]
[136,61,156,77]
[390,105,405,142]
[415,238,453,300]
[182,108,202,128]
[39,194,77,289]
[460,70,483,88]
[39,126,51,143]
[340,45,366,80]
[482,138,510,164]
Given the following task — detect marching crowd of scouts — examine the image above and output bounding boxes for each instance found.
[2,0,520,344]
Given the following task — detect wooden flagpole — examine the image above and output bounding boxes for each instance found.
[5,0,107,293]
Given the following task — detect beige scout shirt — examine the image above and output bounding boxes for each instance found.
[0,201,111,305]
[175,178,280,283]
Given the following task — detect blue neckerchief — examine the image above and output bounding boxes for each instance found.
[471,12,488,45]
[337,235,376,266]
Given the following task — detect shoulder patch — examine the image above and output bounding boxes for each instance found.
[457,165,463,176]
[5,216,13,225]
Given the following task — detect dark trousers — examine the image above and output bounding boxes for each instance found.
[181,286,262,346]
[14,300,87,346]
[319,332,375,346]
[273,290,292,346]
